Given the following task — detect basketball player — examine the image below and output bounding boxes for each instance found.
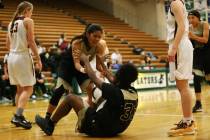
[44,24,108,120]
[167,0,195,136]
[188,10,209,113]
[6,1,42,129]
[35,54,138,136]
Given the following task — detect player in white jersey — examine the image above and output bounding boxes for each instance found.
[6,1,42,129]
[167,0,195,136]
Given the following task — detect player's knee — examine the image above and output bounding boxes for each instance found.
[64,94,73,102]
[50,85,65,106]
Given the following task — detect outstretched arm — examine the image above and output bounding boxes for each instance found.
[72,41,86,73]
[81,53,103,89]
[96,39,108,72]
[96,55,115,83]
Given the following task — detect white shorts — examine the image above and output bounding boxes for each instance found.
[7,52,36,86]
[169,37,194,80]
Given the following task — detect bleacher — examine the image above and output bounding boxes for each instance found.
[0,0,168,86]
[0,0,86,85]
[47,0,168,67]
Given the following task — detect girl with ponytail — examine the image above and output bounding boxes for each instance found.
[6,1,42,129]
[40,23,109,121]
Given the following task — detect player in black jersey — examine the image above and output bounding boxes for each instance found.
[44,24,108,120]
[35,54,138,137]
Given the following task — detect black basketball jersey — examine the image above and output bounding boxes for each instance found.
[57,46,75,84]
[81,83,138,136]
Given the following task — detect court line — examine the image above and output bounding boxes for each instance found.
[1,107,210,120]
[135,112,210,118]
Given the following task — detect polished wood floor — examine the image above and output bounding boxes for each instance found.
[0,85,210,140]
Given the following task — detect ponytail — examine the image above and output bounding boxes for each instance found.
[70,34,85,45]
[9,1,33,35]
[10,11,18,35]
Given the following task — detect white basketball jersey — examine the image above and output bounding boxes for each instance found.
[8,18,28,53]
[167,0,189,44]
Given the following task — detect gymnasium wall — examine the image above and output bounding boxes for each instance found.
[76,0,114,15]
[77,0,167,40]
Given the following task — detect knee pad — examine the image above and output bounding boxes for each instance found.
[50,85,65,106]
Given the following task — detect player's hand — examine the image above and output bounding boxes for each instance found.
[37,59,42,72]
[189,31,196,40]
[100,54,110,62]
[168,47,177,62]
[2,74,9,80]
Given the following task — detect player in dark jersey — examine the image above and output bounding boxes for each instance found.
[35,54,138,137]
[44,24,108,120]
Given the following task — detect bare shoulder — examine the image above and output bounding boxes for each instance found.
[72,39,82,46]
[99,39,107,45]
[203,21,209,27]
[72,39,82,50]
[96,39,108,55]
[98,39,107,49]
[23,18,33,27]
[24,17,33,23]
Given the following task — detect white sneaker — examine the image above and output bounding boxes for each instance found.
[31,95,37,100]
[43,93,49,98]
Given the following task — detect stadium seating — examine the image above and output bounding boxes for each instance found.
[0,0,168,85]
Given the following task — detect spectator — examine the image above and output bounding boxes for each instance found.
[112,60,121,70]
[144,55,151,65]
[194,0,206,11]
[0,54,16,105]
[58,33,65,46]
[58,33,68,51]
[111,49,122,64]
[33,63,49,99]
[47,47,61,77]
[35,37,48,70]
[35,37,46,55]
[0,0,4,9]
[145,51,158,60]
[132,47,144,55]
